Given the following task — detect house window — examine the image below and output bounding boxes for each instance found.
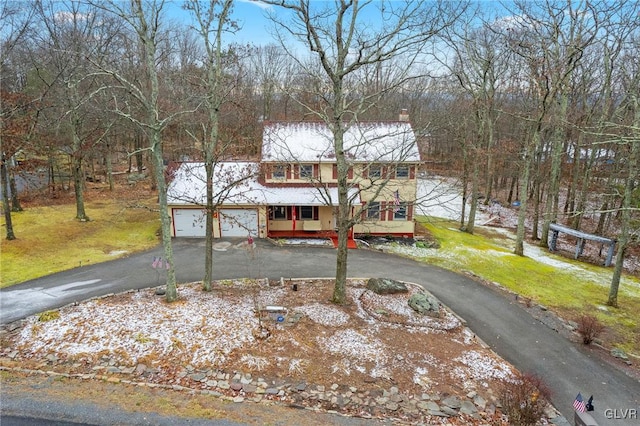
[395,165,409,179]
[299,206,316,220]
[367,201,380,220]
[369,165,381,179]
[394,203,407,220]
[300,164,313,179]
[271,206,287,220]
[272,165,286,179]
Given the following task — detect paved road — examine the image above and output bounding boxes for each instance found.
[1,238,639,425]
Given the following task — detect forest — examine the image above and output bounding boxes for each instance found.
[1,1,639,305]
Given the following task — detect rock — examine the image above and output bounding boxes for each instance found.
[230,382,243,391]
[295,382,307,392]
[418,401,440,411]
[473,395,487,410]
[189,373,206,382]
[611,348,629,360]
[428,409,450,417]
[6,322,22,332]
[459,400,477,415]
[385,402,399,411]
[154,287,166,296]
[441,406,459,416]
[243,384,257,393]
[408,292,440,317]
[366,278,408,295]
[232,396,244,403]
[441,395,462,409]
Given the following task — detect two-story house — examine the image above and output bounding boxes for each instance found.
[167,119,420,243]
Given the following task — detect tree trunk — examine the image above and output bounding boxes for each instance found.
[8,167,23,212]
[540,96,568,247]
[1,155,16,240]
[332,121,349,305]
[105,148,114,191]
[515,131,540,256]
[72,152,89,221]
[608,100,640,307]
[203,161,214,292]
[151,134,178,302]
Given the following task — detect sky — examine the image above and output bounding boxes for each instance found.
[165,0,279,46]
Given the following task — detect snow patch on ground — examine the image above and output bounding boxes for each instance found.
[298,303,350,326]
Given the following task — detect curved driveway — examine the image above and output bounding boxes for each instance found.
[1,238,638,425]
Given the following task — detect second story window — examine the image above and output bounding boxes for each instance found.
[300,164,313,179]
[369,165,381,179]
[395,165,409,179]
[272,165,286,179]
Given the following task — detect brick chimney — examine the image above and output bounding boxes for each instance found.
[399,109,409,122]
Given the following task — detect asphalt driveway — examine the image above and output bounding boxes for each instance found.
[1,238,638,425]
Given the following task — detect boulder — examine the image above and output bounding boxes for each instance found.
[408,292,440,317]
[366,278,408,295]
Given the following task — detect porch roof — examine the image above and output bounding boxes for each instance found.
[167,162,360,207]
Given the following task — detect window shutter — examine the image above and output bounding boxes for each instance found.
[348,167,353,179]
[332,164,338,179]
[380,202,386,221]
[313,206,319,220]
[388,205,394,221]
[294,165,300,179]
[407,203,413,221]
[287,165,292,179]
[381,166,388,179]
[360,203,367,221]
[409,166,415,179]
[313,164,319,178]
[362,166,368,179]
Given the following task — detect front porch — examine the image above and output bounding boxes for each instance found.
[267,229,357,249]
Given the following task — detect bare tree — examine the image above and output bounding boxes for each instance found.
[92,0,197,302]
[1,1,36,239]
[265,0,463,304]
[183,0,240,291]
[437,9,511,234]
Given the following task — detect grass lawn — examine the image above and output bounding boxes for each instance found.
[414,217,640,357]
[1,197,159,287]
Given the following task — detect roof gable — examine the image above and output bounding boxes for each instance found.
[262,121,420,163]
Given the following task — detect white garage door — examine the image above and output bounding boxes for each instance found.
[220,209,258,237]
[173,209,206,237]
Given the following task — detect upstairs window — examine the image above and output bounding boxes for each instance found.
[395,165,409,179]
[300,164,313,179]
[272,165,286,179]
[369,165,381,179]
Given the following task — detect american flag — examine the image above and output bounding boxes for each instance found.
[393,190,401,213]
[573,393,586,412]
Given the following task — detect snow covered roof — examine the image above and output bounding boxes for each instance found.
[167,162,360,206]
[262,122,420,163]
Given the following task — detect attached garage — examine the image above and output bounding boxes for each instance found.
[219,209,258,237]
[173,209,207,237]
